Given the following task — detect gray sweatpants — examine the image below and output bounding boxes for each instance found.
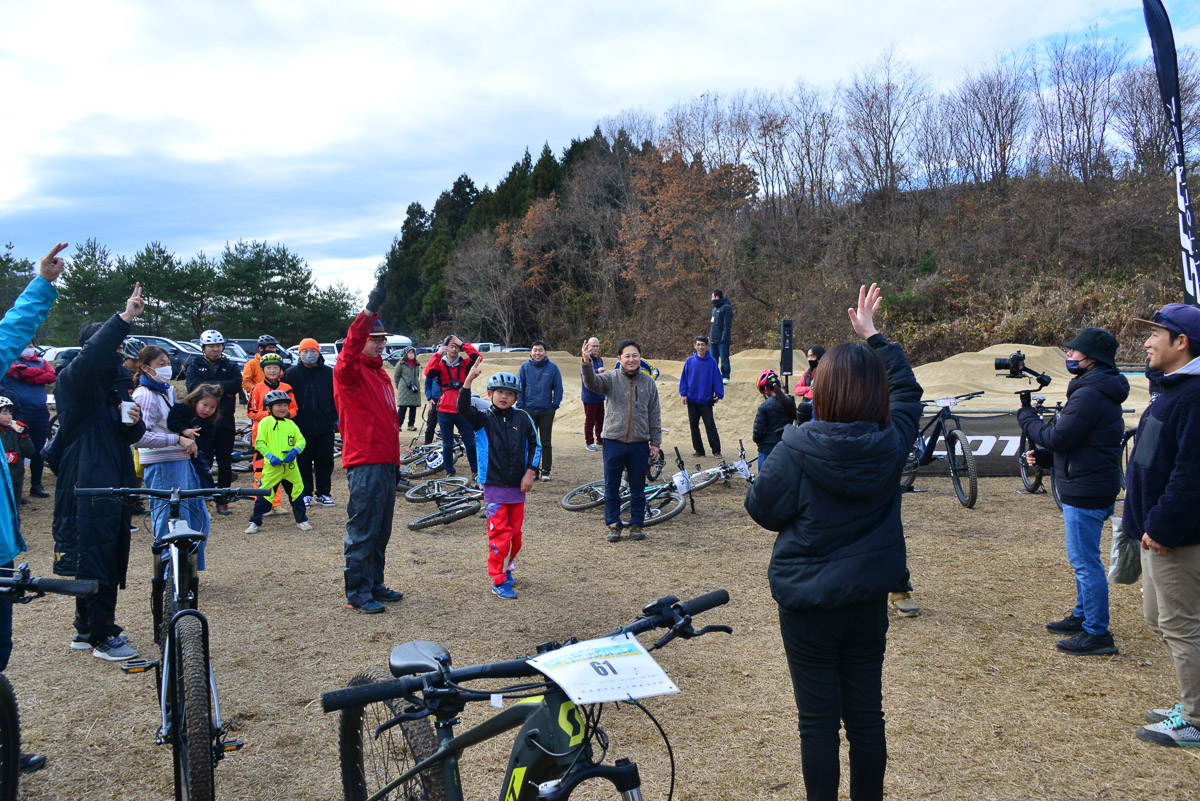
[344,463,397,606]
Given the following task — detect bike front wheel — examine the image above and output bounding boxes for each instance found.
[404,477,469,503]
[408,499,481,531]
[338,668,448,801]
[685,469,723,493]
[400,453,445,479]
[946,429,978,509]
[0,674,20,801]
[900,440,920,489]
[172,615,215,801]
[562,481,607,511]
[1017,432,1043,492]
[623,490,686,527]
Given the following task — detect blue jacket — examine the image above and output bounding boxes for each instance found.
[1123,358,1200,549]
[0,278,58,565]
[679,352,724,403]
[744,336,921,611]
[458,387,539,488]
[424,371,441,401]
[517,357,563,413]
[581,356,606,404]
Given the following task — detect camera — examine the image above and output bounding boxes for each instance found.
[995,351,1025,377]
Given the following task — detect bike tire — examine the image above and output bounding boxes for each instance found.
[404,477,469,503]
[400,454,445,479]
[1050,470,1063,511]
[1017,432,1043,492]
[946,430,978,509]
[0,674,20,801]
[338,668,447,801]
[625,490,686,527]
[646,456,665,482]
[685,469,723,493]
[400,445,436,466]
[172,615,214,801]
[561,481,607,511]
[900,440,919,489]
[408,499,482,531]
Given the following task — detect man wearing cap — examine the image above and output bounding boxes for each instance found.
[1125,303,1200,747]
[1019,327,1128,656]
[284,338,337,507]
[333,281,403,614]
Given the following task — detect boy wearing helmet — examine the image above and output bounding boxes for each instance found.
[246,390,310,533]
[0,398,34,510]
[459,365,540,599]
[247,353,297,511]
[241,334,281,395]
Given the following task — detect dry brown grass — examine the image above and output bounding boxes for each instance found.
[9,424,1199,799]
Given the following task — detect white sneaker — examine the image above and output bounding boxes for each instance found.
[302,495,313,509]
[244,522,260,534]
[297,521,312,531]
[586,443,598,452]
[314,495,335,506]
[722,377,730,384]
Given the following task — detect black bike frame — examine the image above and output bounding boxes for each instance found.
[913,407,965,467]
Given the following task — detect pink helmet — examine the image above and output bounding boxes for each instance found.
[757,369,779,395]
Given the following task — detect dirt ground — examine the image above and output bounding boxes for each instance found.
[10,353,1197,800]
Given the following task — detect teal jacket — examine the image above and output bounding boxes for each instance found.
[0,277,58,564]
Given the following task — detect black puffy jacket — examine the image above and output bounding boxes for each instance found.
[283,358,338,436]
[1018,366,1129,508]
[745,337,921,611]
[185,355,243,431]
[752,394,797,455]
[458,388,539,488]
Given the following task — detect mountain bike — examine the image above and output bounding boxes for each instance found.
[900,391,983,508]
[677,440,755,492]
[321,589,731,801]
[407,480,484,531]
[1016,395,1063,508]
[563,448,721,512]
[400,437,466,479]
[0,565,98,801]
[560,476,687,526]
[76,486,268,801]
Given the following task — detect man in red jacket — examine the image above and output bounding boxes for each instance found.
[424,334,480,479]
[333,281,403,614]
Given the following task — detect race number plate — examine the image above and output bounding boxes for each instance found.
[733,459,750,479]
[672,470,691,496]
[527,633,680,704]
[934,398,958,407]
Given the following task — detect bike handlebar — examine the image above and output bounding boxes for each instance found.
[76,487,270,499]
[321,589,731,713]
[0,567,98,599]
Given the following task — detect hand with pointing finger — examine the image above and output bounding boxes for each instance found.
[120,282,146,323]
[38,242,69,283]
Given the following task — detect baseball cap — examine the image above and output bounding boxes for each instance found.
[1134,303,1200,342]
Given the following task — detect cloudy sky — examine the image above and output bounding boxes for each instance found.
[3,1,1197,301]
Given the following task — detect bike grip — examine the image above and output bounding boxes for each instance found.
[677,589,730,618]
[235,488,272,497]
[30,577,98,597]
[322,675,422,713]
[74,487,116,497]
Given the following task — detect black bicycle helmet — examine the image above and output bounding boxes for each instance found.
[122,337,146,360]
[258,334,279,348]
[262,389,291,408]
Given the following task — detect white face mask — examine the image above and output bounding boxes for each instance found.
[20,348,35,359]
[153,365,173,382]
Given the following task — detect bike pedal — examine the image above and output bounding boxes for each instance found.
[120,658,160,674]
[221,739,244,753]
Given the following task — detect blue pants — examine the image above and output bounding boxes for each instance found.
[711,343,731,380]
[1062,503,1113,635]
[437,411,477,476]
[343,464,396,607]
[602,439,648,528]
[145,459,211,571]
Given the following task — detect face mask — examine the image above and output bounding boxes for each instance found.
[808,360,819,370]
[153,365,173,382]
[712,299,720,307]
[1065,359,1086,375]
[20,348,35,359]
[301,352,319,365]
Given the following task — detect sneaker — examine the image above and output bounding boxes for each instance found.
[1137,710,1200,747]
[315,495,335,506]
[407,425,417,431]
[539,473,551,482]
[1046,612,1085,633]
[72,631,127,650]
[269,506,286,516]
[1055,631,1118,655]
[216,504,232,516]
[607,523,622,543]
[586,443,598,452]
[297,521,313,531]
[712,453,722,459]
[302,496,313,509]
[244,522,260,534]
[373,588,404,603]
[19,498,28,506]
[628,525,646,541]
[722,377,730,384]
[890,592,921,618]
[492,578,518,599]
[691,452,705,458]
[92,635,137,661]
[18,754,47,774]
[1146,702,1184,724]
[348,600,386,614]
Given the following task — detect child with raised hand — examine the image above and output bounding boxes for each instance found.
[167,383,222,490]
[458,364,539,599]
[246,390,309,534]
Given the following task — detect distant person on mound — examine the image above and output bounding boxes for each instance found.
[679,334,724,458]
[744,283,921,801]
[709,289,733,382]
[517,341,562,481]
[793,344,825,400]
[458,366,539,600]
[581,337,605,452]
[753,370,797,470]
[1019,327,1127,657]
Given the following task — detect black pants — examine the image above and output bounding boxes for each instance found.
[398,406,418,428]
[529,409,556,475]
[75,582,121,645]
[213,426,236,488]
[20,406,49,490]
[778,598,889,801]
[423,401,438,445]
[686,401,721,456]
[297,431,335,498]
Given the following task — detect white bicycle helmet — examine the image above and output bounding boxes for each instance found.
[0,396,13,411]
[199,329,225,345]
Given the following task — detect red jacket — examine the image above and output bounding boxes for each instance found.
[5,357,56,385]
[333,313,400,467]
[425,342,480,414]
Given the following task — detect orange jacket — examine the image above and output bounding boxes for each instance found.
[242,354,265,395]
[247,380,297,460]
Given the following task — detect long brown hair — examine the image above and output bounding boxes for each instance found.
[811,343,891,425]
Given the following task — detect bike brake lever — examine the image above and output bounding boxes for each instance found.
[693,624,733,637]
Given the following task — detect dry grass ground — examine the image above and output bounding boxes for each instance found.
[9,387,1197,799]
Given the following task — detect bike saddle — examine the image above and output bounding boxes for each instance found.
[153,527,208,552]
[390,640,451,678]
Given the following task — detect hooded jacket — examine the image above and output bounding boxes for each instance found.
[392,355,422,407]
[709,298,733,345]
[1,353,55,413]
[753,394,797,454]
[185,354,242,431]
[1018,365,1130,507]
[1122,357,1200,549]
[284,356,337,436]
[744,337,921,611]
[333,312,400,467]
[517,357,563,413]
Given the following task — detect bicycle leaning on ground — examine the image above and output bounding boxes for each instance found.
[322,589,731,801]
[76,486,268,801]
[404,477,484,531]
[0,564,98,801]
[900,391,983,508]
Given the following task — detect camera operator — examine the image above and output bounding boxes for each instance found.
[1018,328,1128,656]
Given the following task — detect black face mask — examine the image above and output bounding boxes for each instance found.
[808,360,819,370]
[712,298,720,307]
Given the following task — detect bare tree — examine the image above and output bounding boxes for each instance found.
[601,108,658,150]
[783,80,842,209]
[448,231,523,346]
[1111,52,1199,175]
[912,94,956,191]
[953,54,1031,188]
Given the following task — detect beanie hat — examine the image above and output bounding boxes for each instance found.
[298,337,319,351]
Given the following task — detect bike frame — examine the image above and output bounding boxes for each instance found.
[913,406,965,467]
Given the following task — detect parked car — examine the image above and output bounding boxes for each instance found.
[40,346,81,367]
[135,335,203,380]
[227,338,293,368]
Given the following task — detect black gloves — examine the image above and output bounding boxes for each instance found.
[366,276,386,314]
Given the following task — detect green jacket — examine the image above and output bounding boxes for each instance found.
[254,416,307,499]
[393,358,422,406]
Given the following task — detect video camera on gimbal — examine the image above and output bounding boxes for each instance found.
[995,350,1052,404]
